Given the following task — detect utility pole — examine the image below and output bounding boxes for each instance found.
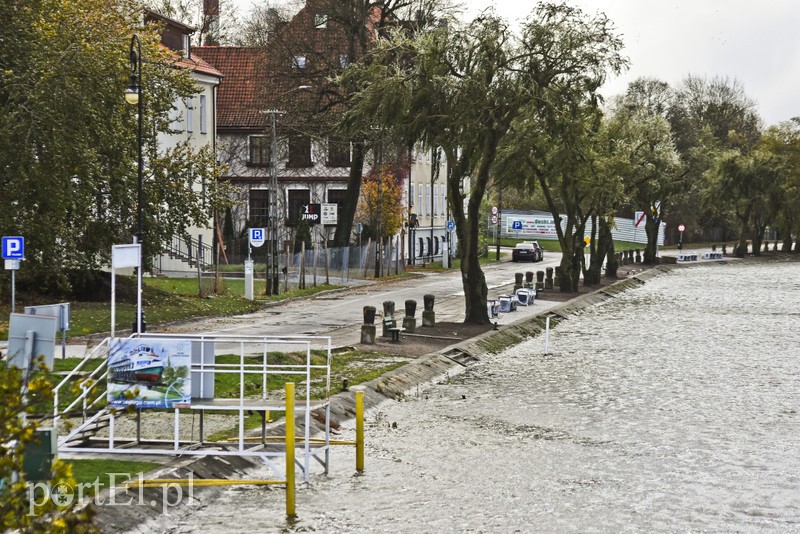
[374,130,383,278]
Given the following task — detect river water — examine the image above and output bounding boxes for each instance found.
[168,260,800,533]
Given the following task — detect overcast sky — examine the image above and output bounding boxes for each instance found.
[233,0,800,125]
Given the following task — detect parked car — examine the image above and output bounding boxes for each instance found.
[511,241,543,262]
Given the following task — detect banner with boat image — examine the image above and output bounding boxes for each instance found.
[107,337,192,408]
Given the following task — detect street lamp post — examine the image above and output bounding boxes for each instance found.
[124,34,145,333]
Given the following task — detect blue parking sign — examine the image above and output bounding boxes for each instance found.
[512,221,523,230]
[2,236,25,259]
[249,228,265,247]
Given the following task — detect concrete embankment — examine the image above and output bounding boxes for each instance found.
[93,266,675,531]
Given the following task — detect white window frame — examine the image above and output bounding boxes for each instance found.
[418,183,423,216]
[409,183,415,208]
[186,97,194,133]
[425,184,431,216]
[199,94,207,134]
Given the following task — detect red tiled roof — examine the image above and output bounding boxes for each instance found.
[174,54,224,78]
[193,46,268,130]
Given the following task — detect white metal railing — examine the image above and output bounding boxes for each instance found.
[53,336,115,425]
[57,332,333,482]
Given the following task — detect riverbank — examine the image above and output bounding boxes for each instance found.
[90,259,687,531]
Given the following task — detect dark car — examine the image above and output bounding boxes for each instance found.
[512,242,543,262]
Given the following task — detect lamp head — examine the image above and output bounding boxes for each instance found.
[124,75,140,105]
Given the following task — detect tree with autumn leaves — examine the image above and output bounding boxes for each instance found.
[355,163,405,244]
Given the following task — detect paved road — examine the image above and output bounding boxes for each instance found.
[161,252,563,348]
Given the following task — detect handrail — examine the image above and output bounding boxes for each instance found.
[53,337,111,423]
[166,234,213,271]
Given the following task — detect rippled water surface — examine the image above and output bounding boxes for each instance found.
[174,261,800,533]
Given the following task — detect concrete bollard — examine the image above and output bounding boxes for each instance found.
[514,272,524,292]
[545,267,554,289]
[361,306,376,344]
[536,270,545,291]
[525,271,534,289]
[422,294,435,327]
[403,299,417,333]
[635,249,642,263]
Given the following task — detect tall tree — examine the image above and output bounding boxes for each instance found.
[761,120,800,251]
[705,147,783,256]
[0,0,228,293]
[343,3,626,318]
[607,86,682,263]
[494,4,627,292]
[667,75,762,243]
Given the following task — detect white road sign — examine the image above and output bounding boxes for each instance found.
[249,228,265,247]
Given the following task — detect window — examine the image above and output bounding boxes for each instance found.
[433,184,438,216]
[327,188,348,211]
[199,94,207,134]
[425,184,431,216]
[441,184,447,216]
[326,138,350,167]
[314,14,328,28]
[249,189,269,227]
[293,55,307,69]
[287,135,312,168]
[186,98,194,133]
[287,189,310,226]
[418,183,423,216]
[409,183,415,208]
[248,136,270,166]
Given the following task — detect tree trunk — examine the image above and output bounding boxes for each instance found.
[782,233,793,253]
[585,215,604,285]
[449,155,491,325]
[332,141,365,247]
[643,215,659,264]
[603,218,618,278]
[558,232,582,293]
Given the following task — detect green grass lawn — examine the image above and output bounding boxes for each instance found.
[67,458,161,494]
[0,278,343,340]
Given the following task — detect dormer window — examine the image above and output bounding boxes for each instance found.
[182,34,190,57]
[314,14,328,28]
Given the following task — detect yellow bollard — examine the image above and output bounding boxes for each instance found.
[355,390,364,473]
[285,382,296,518]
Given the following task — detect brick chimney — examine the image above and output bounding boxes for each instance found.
[203,0,219,46]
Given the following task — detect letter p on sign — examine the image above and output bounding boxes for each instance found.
[2,236,25,259]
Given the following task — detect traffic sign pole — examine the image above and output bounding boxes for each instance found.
[3,236,25,312]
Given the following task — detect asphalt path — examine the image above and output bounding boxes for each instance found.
[164,251,563,347]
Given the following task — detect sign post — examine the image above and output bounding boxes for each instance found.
[445,221,455,268]
[111,244,141,338]
[2,236,25,313]
[678,223,685,250]
[247,229,265,300]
